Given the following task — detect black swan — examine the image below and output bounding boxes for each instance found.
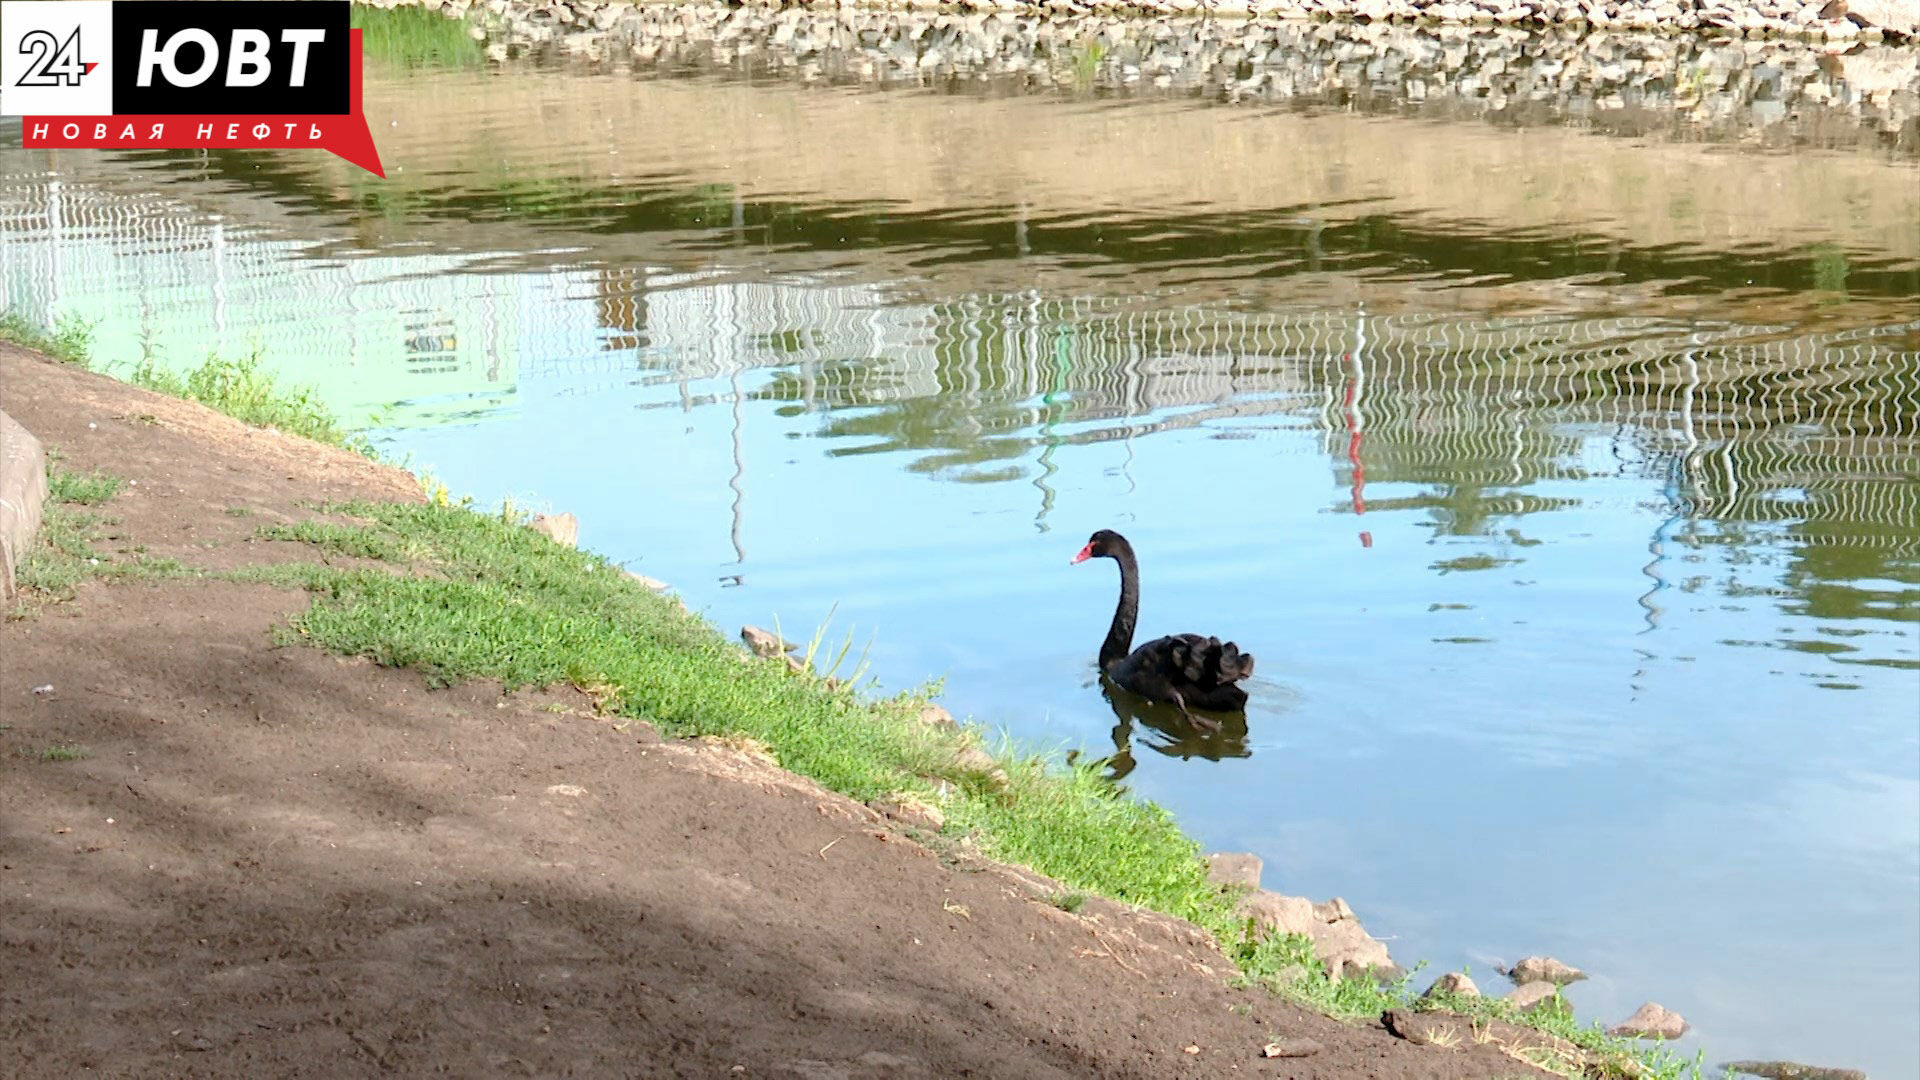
[1070,529,1255,729]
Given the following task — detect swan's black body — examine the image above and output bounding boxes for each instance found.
[1071,529,1255,728]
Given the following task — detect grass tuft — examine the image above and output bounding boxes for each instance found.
[0,311,94,365]
[352,3,488,69]
[1,311,378,460]
[49,468,124,506]
[10,464,199,611]
[123,351,358,449]
[37,744,89,762]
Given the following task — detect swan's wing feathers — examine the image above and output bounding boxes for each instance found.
[1151,634,1256,687]
[1214,640,1255,681]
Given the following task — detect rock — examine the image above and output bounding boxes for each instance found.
[1236,890,1318,937]
[1608,1001,1689,1040]
[1260,1037,1324,1057]
[527,511,577,547]
[916,703,956,728]
[1381,1008,1467,1046]
[1844,0,1917,32]
[1205,852,1264,890]
[1723,1062,1868,1080]
[1236,888,1399,978]
[868,793,945,832]
[1505,980,1563,1012]
[1312,914,1399,981]
[741,625,795,658]
[0,409,49,602]
[1506,955,1588,986]
[1421,972,1480,999]
[1311,896,1356,923]
[952,746,1011,791]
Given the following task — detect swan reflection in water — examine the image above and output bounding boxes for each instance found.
[1096,677,1251,781]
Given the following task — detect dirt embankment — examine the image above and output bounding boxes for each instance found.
[0,344,1545,1078]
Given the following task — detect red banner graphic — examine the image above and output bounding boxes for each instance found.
[20,28,383,177]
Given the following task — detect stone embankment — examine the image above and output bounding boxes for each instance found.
[369,0,1918,42]
[0,408,48,603]
[371,0,1920,149]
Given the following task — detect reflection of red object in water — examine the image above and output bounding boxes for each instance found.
[1341,352,1369,547]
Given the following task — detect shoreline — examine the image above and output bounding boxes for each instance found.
[349,0,1920,164]
[0,322,1744,1077]
[359,0,1920,45]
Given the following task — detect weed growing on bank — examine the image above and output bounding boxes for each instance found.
[0,312,374,456]
[10,464,192,611]
[0,312,93,365]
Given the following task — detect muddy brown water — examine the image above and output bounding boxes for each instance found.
[2,13,1916,1076]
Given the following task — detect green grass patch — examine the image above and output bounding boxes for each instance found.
[0,311,94,365]
[2,311,377,460]
[37,744,89,762]
[49,467,124,506]
[15,480,113,600]
[352,3,487,69]
[263,502,973,801]
[255,519,428,563]
[11,464,198,611]
[123,351,359,449]
[947,752,1235,924]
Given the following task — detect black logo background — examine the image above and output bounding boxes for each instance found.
[110,1,349,114]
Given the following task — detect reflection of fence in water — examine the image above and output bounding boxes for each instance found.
[588,280,1920,553]
[5,176,1913,558]
[0,178,524,427]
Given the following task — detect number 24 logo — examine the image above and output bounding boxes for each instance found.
[16,27,89,87]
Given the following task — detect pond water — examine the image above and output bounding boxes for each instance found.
[3,10,1917,1076]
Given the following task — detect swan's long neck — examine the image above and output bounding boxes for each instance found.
[1100,545,1140,670]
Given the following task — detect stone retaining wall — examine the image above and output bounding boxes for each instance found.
[370,0,1918,42]
[445,4,1920,149]
[0,407,49,603]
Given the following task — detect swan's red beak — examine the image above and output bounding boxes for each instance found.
[1070,543,1094,565]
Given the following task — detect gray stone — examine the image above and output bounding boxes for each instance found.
[527,511,577,548]
[1723,1062,1868,1080]
[1845,0,1917,32]
[1608,1001,1689,1040]
[1312,896,1356,923]
[1505,980,1563,1012]
[1382,1008,1467,1046]
[1259,1037,1325,1058]
[0,408,49,602]
[741,625,795,658]
[952,746,1011,791]
[1205,852,1264,890]
[1421,971,1480,999]
[1314,915,1399,981]
[1236,890,1318,936]
[1506,955,1588,986]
